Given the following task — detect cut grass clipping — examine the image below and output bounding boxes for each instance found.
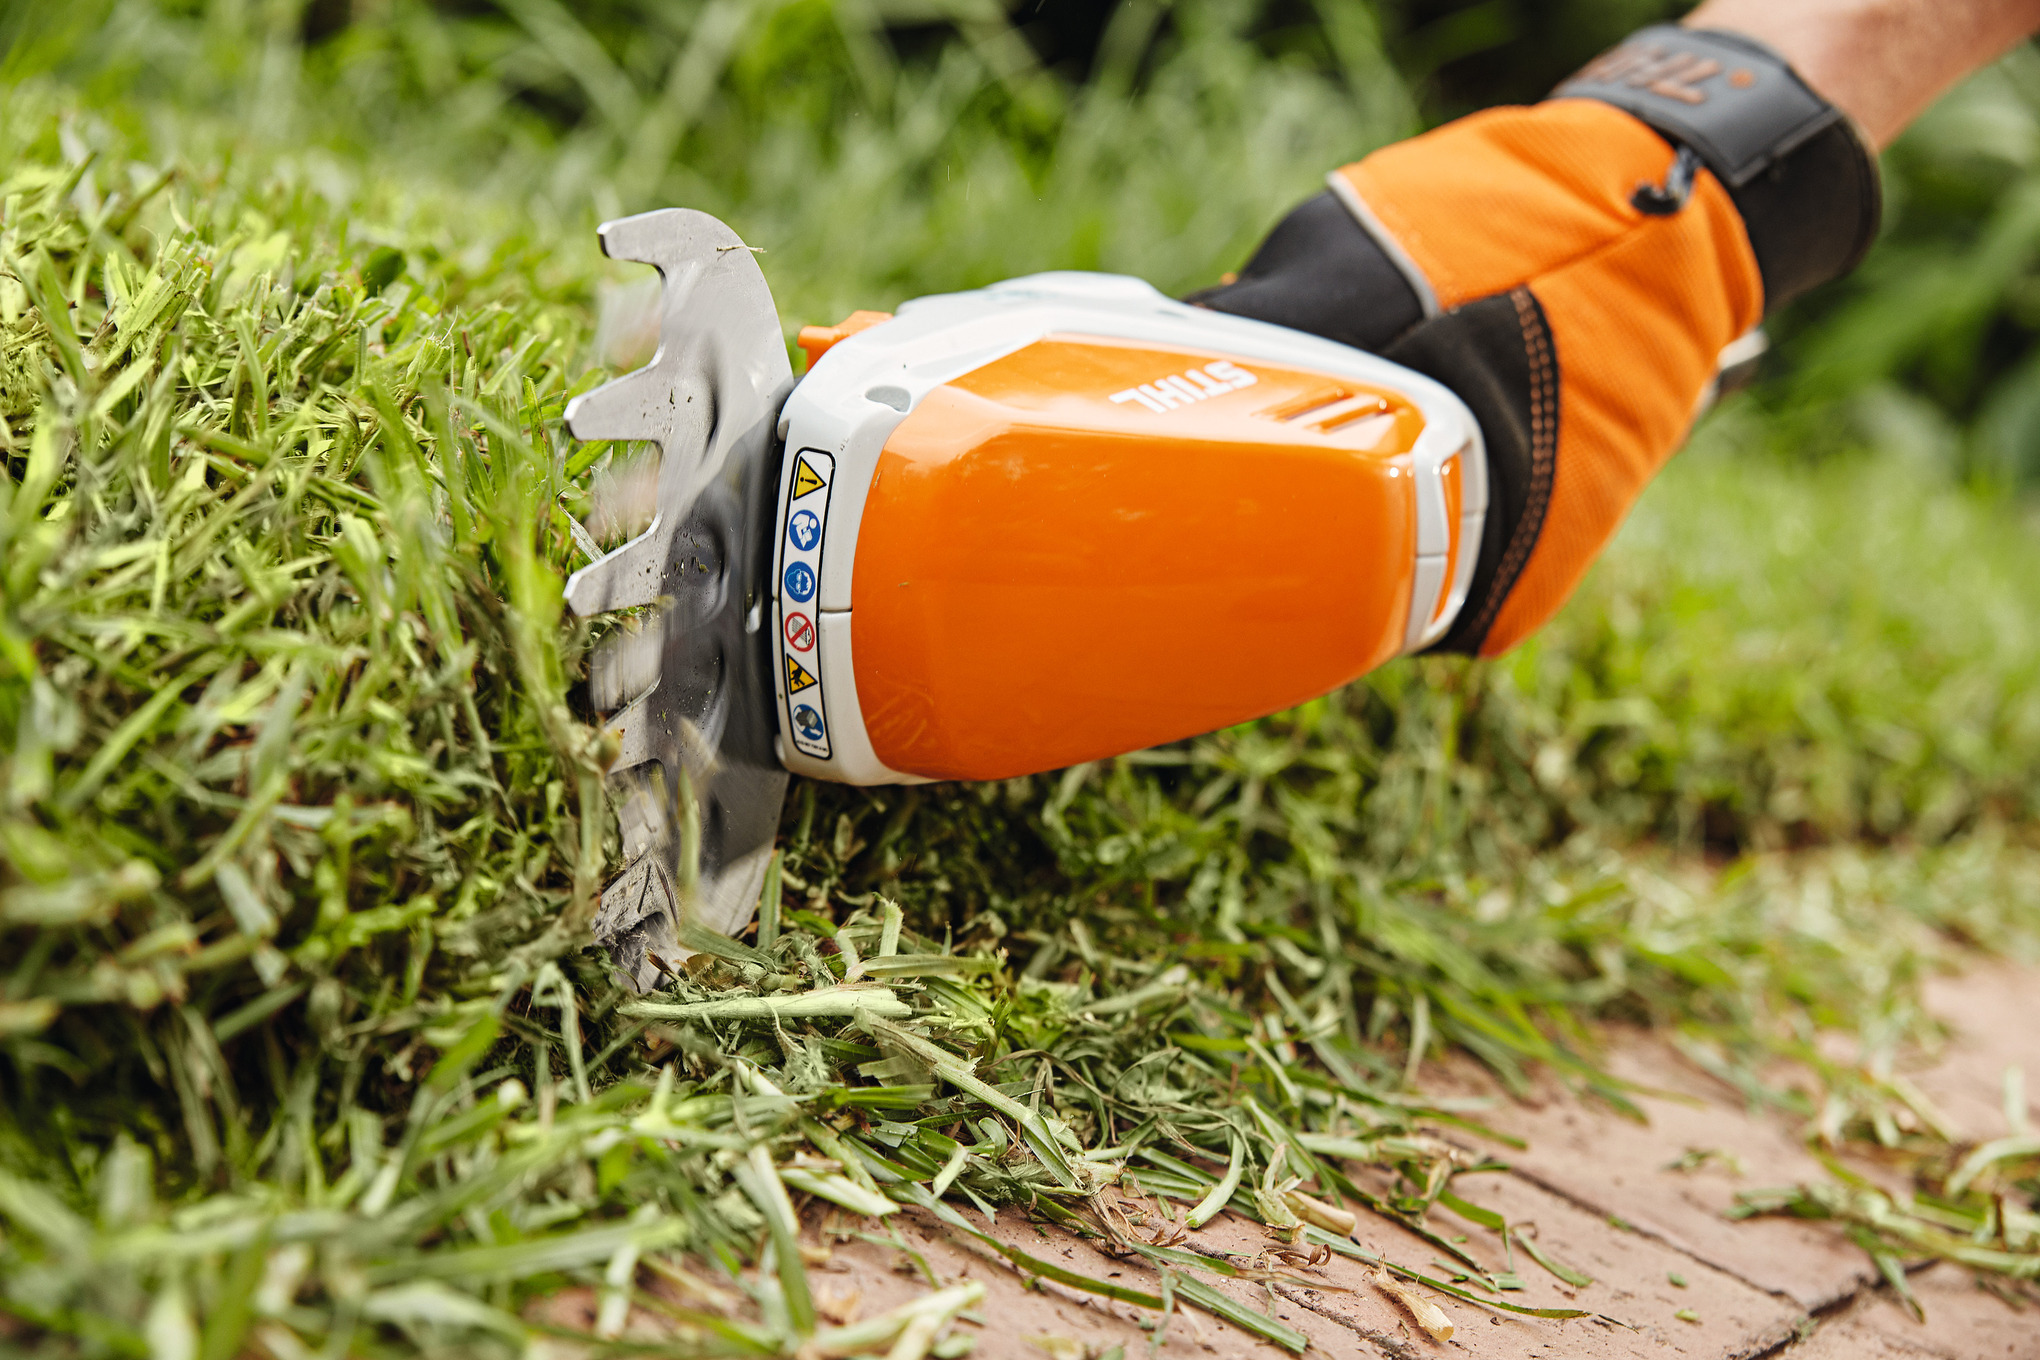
[5,23,2040,1360]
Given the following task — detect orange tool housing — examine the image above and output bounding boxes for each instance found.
[768,274,1484,785]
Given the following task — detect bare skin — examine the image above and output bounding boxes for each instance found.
[1686,0,2040,147]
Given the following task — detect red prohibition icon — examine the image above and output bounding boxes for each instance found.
[783,611,816,653]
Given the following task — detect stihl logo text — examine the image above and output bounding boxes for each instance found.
[1109,359,1257,413]
[1573,43,1756,105]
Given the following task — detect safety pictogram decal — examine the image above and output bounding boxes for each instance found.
[783,561,816,602]
[790,456,827,500]
[791,704,825,744]
[788,507,822,551]
[777,447,835,760]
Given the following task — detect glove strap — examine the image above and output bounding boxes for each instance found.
[1552,24,1880,312]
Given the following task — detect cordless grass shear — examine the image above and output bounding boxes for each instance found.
[561,25,1883,988]
[564,209,1483,987]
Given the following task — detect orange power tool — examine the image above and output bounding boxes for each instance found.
[563,210,1483,985]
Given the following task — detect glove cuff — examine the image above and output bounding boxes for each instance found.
[1550,24,1881,312]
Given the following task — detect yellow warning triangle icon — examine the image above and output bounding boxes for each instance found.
[785,656,819,693]
[790,456,826,499]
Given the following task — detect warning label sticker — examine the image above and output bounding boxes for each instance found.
[790,456,827,500]
[788,508,821,551]
[791,704,825,745]
[777,448,835,761]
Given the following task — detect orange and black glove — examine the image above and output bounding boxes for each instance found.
[1195,25,1880,655]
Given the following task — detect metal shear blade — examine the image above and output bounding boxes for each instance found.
[563,208,791,991]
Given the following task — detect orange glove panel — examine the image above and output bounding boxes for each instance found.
[1339,101,1764,652]
[1196,25,1879,658]
[1341,100,1704,311]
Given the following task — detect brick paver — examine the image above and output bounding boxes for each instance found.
[770,958,2040,1359]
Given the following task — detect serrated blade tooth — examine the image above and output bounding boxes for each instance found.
[591,854,678,995]
[695,844,774,939]
[607,689,660,773]
[587,621,662,714]
[610,771,665,863]
[563,531,665,617]
[562,368,697,445]
[595,208,707,270]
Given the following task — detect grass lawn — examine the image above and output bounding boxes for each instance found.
[3,2,2039,1355]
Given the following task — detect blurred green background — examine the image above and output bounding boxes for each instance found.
[15,0,2037,860]
[9,0,2040,484]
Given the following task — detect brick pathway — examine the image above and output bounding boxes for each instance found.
[797,959,2039,1360]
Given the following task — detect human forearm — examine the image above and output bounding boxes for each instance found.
[1684,0,2040,147]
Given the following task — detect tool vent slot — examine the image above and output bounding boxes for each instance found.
[1258,385,1392,435]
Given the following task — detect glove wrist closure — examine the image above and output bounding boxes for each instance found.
[1550,24,1881,312]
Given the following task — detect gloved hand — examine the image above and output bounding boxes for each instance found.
[1194,25,1880,656]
